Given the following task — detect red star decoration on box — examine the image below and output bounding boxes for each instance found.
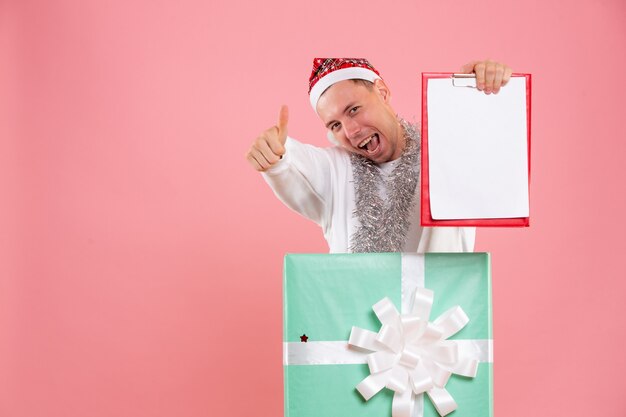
[300,334,308,343]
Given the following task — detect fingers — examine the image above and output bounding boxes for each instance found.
[484,63,497,93]
[469,60,513,94]
[473,61,488,92]
[246,126,287,172]
[277,105,289,145]
[246,139,279,172]
[265,125,286,156]
[459,61,479,74]
[246,151,266,171]
[502,66,512,87]
[493,70,505,94]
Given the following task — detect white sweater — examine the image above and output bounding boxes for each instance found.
[262,137,475,253]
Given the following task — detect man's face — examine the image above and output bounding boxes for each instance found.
[316,79,404,164]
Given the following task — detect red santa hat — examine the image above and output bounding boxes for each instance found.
[308,58,382,111]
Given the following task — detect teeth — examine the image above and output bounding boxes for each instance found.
[358,134,376,149]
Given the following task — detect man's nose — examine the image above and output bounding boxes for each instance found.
[343,118,361,140]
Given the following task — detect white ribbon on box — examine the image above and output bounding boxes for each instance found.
[283,254,492,417]
[349,290,476,416]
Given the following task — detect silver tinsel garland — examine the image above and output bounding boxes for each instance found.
[349,120,420,253]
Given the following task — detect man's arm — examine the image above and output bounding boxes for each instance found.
[246,105,333,227]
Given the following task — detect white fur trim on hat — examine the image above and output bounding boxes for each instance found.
[309,67,381,112]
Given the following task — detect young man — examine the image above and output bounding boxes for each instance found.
[246,58,512,253]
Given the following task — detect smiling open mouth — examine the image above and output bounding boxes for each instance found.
[358,133,380,154]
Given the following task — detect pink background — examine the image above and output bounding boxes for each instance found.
[1,0,625,416]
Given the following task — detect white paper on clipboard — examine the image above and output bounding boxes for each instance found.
[427,76,529,220]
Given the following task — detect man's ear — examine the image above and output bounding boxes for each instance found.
[373,78,391,103]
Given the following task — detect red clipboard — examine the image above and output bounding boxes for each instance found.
[421,72,532,227]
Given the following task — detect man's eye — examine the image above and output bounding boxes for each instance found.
[349,106,359,114]
[332,122,341,131]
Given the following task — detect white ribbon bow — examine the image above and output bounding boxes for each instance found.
[348,288,478,417]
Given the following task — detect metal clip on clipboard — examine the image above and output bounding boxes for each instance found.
[451,73,477,88]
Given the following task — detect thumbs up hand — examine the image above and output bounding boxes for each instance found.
[247,105,290,172]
